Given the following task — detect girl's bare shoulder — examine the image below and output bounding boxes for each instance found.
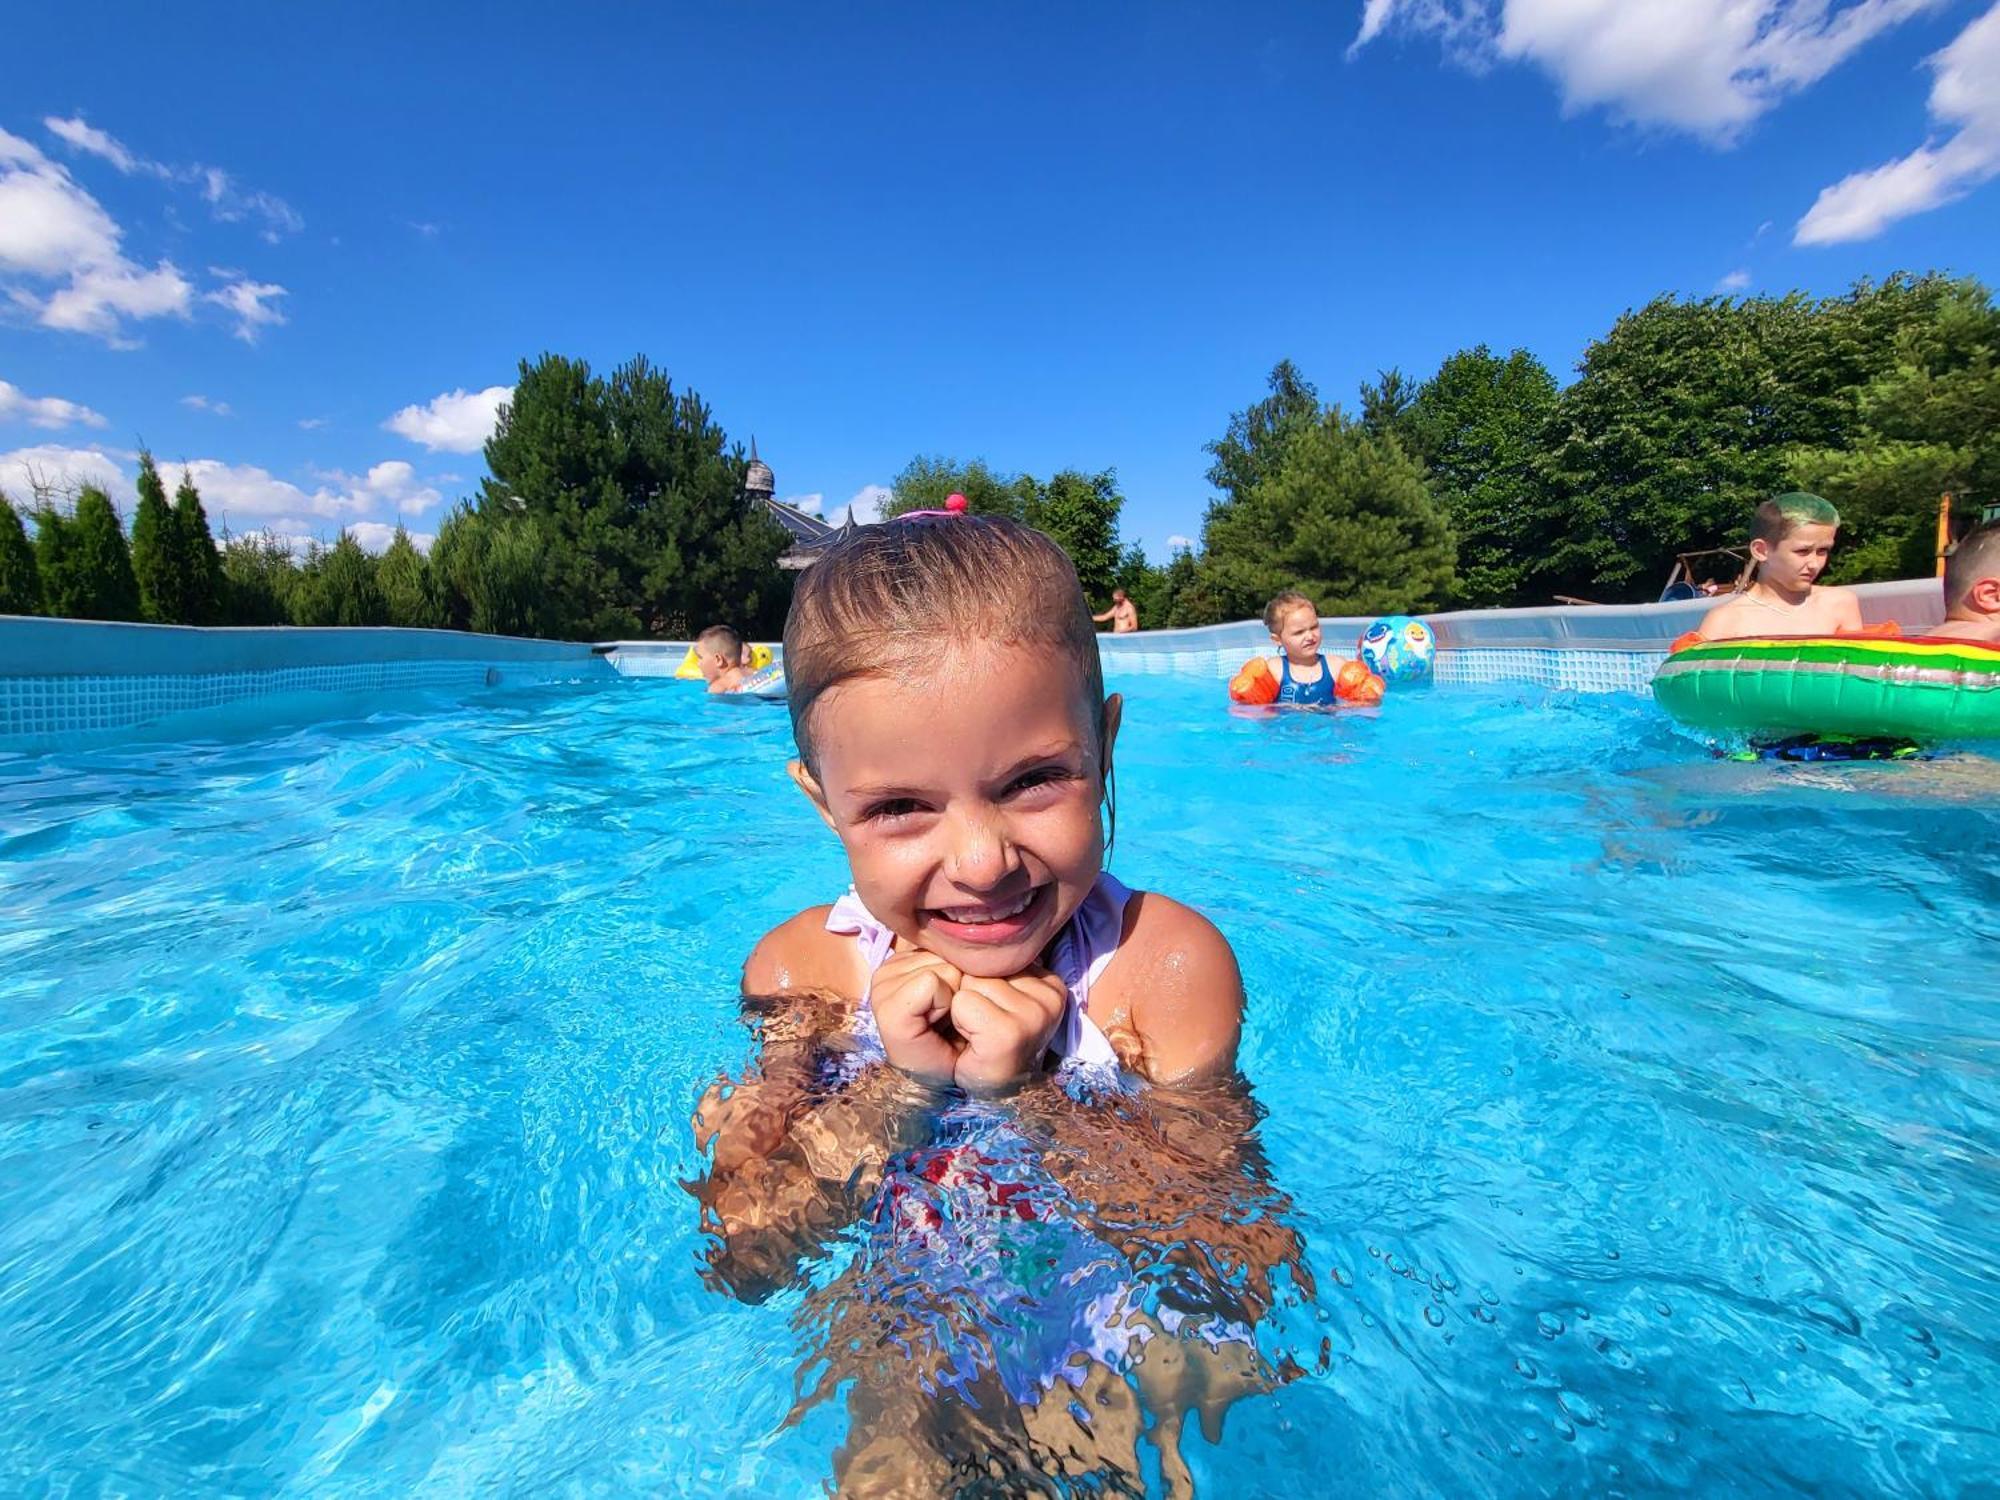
[1097,890,1245,1082]
[743,906,866,1000]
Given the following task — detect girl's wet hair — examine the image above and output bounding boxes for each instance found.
[1263,590,1315,634]
[782,515,1107,776]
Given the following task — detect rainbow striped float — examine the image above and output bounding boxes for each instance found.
[1653,635,2000,744]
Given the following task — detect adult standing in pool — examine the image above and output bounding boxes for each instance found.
[1093,588,1139,633]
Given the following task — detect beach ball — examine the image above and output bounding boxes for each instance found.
[1358,615,1435,683]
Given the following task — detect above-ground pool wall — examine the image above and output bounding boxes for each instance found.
[0,617,609,747]
[0,577,1949,745]
[1094,578,1944,695]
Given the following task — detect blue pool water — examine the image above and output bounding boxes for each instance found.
[1,673,1995,1495]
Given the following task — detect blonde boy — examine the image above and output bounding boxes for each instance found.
[1698,493,1863,641]
[695,624,751,693]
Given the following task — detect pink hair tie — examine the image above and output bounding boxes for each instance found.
[898,492,971,520]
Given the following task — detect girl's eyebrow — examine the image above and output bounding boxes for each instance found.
[844,780,932,801]
[988,740,1086,780]
[843,741,1085,801]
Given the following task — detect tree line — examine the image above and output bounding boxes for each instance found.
[891,271,1998,626]
[5,273,1993,636]
[0,352,797,637]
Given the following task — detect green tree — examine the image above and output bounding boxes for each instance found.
[172,469,223,624]
[376,525,443,628]
[1163,549,1231,627]
[1200,411,1454,618]
[1536,292,1843,601]
[481,352,792,638]
[1405,346,1561,607]
[130,452,181,623]
[1788,275,2000,581]
[431,504,557,637]
[1023,468,1124,603]
[43,488,142,621]
[1359,366,1419,446]
[883,456,1032,521]
[1205,359,1323,508]
[0,497,43,615]
[292,533,387,626]
[220,532,301,625]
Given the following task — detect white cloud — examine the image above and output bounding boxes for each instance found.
[180,456,444,540]
[0,379,107,430]
[0,127,192,344]
[181,393,233,417]
[1716,268,1752,292]
[779,491,825,515]
[298,416,328,430]
[826,483,892,526]
[43,114,302,241]
[1795,2,2000,244]
[204,275,287,342]
[1351,0,1944,143]
[383,385,512,453]
[42,116,142,175]
[0,442,130,505]
[1167,534,1195,551]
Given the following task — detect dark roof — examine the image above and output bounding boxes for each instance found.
[757,495,858,567]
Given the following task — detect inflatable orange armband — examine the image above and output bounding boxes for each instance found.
[1346,672,1386,706]
[1839,620,1901,637]
[1333,659,1376,702]
[1670,630,1704,653]
[1228,657,1279,705]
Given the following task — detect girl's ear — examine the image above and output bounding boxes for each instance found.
[788,759,838,832]
[1973,576,2000,613]
[1750,538,1772,563]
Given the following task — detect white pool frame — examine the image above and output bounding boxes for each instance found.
[0,578,1943,747]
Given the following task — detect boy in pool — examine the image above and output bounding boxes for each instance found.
[1697,493,1864,641]
[1930,522,2000,643]
[1262,590,1355,706]
[694,623,751,693]
[689,514,1303,1494]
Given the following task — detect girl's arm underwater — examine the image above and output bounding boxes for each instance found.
[689,910,939,1301]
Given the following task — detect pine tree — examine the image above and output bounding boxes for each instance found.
[33,507,77,615]
[172,468,223,623]
[292,533,386,626]
[219,532,303,625]
[130,452,180,622]
[41,489,140,620]
[376,525,442,628]
[0,498,43,615]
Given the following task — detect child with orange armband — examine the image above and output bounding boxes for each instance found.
[1229,591,1384,706]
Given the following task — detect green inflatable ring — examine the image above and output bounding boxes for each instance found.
[1653,635,2000,744]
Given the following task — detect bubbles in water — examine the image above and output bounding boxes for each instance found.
[1537,1311,1566,1339]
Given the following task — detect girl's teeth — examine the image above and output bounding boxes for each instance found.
[941,890,1033,924]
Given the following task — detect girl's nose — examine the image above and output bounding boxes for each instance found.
[946,809,1020,889]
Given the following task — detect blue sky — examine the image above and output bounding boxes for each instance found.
[3,1,1998,560]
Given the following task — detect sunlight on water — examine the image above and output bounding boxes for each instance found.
[1,673,1995,1494]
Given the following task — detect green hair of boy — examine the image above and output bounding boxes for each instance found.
[1752,492,1840,545]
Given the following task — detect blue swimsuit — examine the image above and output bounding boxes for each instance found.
[1276,654,1335,706]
